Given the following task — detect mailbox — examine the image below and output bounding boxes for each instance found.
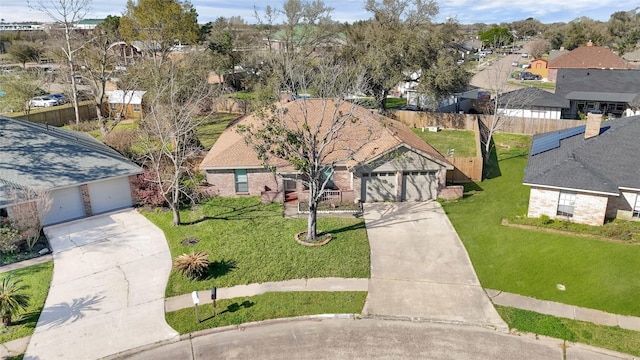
[211,287,217,300]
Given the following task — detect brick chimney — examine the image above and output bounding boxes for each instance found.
[585,112,602,139]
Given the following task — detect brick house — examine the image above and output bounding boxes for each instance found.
[547,41,630,82]
[200,98,455,203]
[523,114,640,226]
[0,116,141,226]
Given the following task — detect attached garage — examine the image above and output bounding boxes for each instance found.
[88,177,133,215]
[362,172,397,202]
[44,187,85,225]
[402,171,437,201]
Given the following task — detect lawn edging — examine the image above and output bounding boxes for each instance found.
[501,218,636,244]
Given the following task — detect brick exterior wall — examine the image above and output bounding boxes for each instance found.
[528,187,608,226]
[128,175,139,206]
[79,184,93,216]
[205,169,281,198]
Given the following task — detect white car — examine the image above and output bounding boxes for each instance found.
[29,96,59,107]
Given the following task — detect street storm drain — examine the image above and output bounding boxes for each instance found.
[181,237,200,246]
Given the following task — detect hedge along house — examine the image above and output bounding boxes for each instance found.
[200,98,455,204]
[107,90,147,121]
[0,116,142,226]
[524,114,640,226]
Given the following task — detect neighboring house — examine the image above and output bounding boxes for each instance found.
[200,99,454,203]
[497,87,569,119]
[554,68,640,119]
[547,42,630,82]
[528,59,548,79]
[207,67,247,90]
[622,49,640,69]
[524,114,640,226]
[107,90,147,120]
[0,116,142,226]
[547,48,569,62]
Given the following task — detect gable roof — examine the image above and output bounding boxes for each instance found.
[555,69,640,102]
[108,90,147,105]
[0,116,141,192]
[548,46,629,70]
[498,87,569,109]
[200,99,452,172]
[523,116,640,194]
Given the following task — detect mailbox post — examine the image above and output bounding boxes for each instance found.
[191,291,200,323]
[211,287,217,316]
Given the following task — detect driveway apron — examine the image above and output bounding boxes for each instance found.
[25,210,178,359]
[362,202,507,331]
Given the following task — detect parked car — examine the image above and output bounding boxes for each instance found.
[521,52,529,58]
[29,95,59,107]
[511,61,519,67]
[49,93,68,104]
[518,72,541,80]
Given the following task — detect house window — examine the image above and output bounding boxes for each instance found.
[133,104,140,112]
[234,169,248,193]
[322,167,335,189]
[557,191,577,217]
[633,195,640,218]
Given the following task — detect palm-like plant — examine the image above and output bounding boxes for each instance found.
[173,251,210,280]
[0,275,30,327]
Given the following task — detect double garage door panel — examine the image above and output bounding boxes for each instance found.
[44,187,85,226]
[88,177,133,215]
[403,171,437,201]
[363,173,396,202]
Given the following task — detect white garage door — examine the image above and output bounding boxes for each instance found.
[88,177,133,214]
[44,187,85,225]
[402,171,437,201]
[362,172,396,202]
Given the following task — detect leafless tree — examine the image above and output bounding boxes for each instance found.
[2,182,52,250]
[238,60,374,241]
[29,0,91,125]
[137,55,218,225]
[528,39,549,59]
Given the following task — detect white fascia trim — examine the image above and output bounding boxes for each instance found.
[523,183,619,196]
[619,186,640,192]
[201,166,265,171]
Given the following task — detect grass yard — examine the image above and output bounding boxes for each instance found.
[144,197,370,297]
[0,261,53,344]
[166,291,366,334]
[508,80,556,91]
[196,113,237,150]
[412,129,477,157]
[441,133,640,317]
[497,306,640,357]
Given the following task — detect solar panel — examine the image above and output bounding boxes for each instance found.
[531,125,585,155]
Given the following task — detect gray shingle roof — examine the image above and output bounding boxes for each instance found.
[498,87,569,108]
[555,69,640,99]
[0,116,141,191]
[524,116,640,194]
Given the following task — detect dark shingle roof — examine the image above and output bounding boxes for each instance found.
[524,116,640,194]
[555,69,640,99]
[0,116,141,190]
[498,87,569,108]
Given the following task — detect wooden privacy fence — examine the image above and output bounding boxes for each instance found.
[390,110,584,135]
[446,117,483,183]
[13,103,97,126]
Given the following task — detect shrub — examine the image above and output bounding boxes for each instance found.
[174,251,210,280]
[539,215,553,225]
[0,221,22,254]
[103,128,140,160]
[131,167,166,207]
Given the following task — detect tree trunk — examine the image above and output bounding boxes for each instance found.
[172,203,181,226]
[307,201,317,241]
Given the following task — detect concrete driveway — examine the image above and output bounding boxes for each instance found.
[25,210,178,359]
[362,202,507,331]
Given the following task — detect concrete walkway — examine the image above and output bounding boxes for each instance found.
[165,278,368,312]
[361,202,508,331]
[487,289,640,332]
[24,209,178,360]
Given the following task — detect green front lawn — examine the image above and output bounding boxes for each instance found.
[497,306,640,357]
[412,129,477,157]
[0,261,53,343]
[442,134,640,317]
[166,291,366,334]
[144,197,370,297]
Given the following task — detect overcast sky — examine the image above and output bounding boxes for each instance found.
[1,0,636,25]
